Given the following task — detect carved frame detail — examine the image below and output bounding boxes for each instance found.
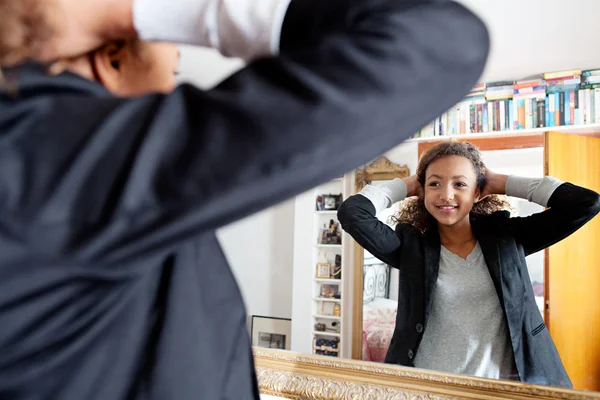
[354,156,411,191]
[254,349,600,400]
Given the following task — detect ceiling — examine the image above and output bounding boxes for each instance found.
[457,0,600,82]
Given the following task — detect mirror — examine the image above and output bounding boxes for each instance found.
[174,1,600,397]
[224,131,599,398]
[345,132,600,393]
[351,158,410,364]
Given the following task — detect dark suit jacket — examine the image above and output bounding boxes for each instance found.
[0,0,489,398]
[338,182,600,388]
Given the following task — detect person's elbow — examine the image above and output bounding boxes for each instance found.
[337,198,353,228]
[588,190,600,217]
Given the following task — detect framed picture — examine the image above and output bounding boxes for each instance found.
[251,316,292,350]
[320,284,340,299]
[316,263,331,278]
[322,194,343,210]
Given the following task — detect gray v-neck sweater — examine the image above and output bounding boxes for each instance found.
[412,242,518,379]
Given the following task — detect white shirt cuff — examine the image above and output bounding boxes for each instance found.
[358,178,408,215]
[133,0,293,59]
[506,176,563,207]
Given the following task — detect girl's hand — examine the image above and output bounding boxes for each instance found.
[480,169,508,200]
[403,175,423,199]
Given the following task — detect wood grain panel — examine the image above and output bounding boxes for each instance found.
[545,131,600,391]
[417,134,544,158]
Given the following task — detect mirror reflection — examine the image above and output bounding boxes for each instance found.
[336,132,599,392]
[230,131,599,394]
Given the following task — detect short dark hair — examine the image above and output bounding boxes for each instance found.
[0,0,54,67]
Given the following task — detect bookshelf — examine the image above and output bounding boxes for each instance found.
[411,68,600,143]
[407,122,600,144]
[310,177,348,358]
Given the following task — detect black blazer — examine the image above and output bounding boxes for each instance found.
[0,0,490,399]
[338,182,600,389]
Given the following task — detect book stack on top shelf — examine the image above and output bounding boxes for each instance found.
[412,68,600,138]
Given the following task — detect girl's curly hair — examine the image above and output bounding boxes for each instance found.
[391,140,513,233]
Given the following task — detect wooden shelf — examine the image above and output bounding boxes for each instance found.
[313,331,341,337]
[408,123,600,144]
[314,314,341,320]
[315,210,338,215]
[314,244,342,248]
[315,278,342,284]
[313,297,341,303]
[308,173,348,358]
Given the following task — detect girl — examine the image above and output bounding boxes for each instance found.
[338,141,600,388]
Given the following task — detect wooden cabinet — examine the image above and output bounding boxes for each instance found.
[545,131,600,391]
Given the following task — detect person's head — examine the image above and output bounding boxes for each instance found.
[393,141,511,233]
[0,1,180,96]
[60,40,180,96]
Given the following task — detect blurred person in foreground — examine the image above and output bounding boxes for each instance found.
[0,0,489,398]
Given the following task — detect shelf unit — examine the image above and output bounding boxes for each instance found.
[311,177,347,358]
[407,123,600,143]
[312,297,341,302]
[312,331,341,337]
[315,278,342,284]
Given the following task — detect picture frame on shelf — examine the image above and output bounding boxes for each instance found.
[322,194,343,210]
[320,284,340,299]
[251,316,292,351]
[318,300,339,316]
[318,219,342,245]
[316,263,331,278]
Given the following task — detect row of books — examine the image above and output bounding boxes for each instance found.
[413,68,600,138]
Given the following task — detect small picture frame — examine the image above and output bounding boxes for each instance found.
[320,284,340,299]
[251,315,292,350]
[322,194,343,210]
[316,263,331,278]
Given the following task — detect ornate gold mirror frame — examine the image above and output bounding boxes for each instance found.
[352,156,410,360]
[254,349,600,399]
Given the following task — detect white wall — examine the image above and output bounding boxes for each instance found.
[217,200,295,324]
[290,191,316,354]
[176,45,244,88]
[457,0,600,83]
